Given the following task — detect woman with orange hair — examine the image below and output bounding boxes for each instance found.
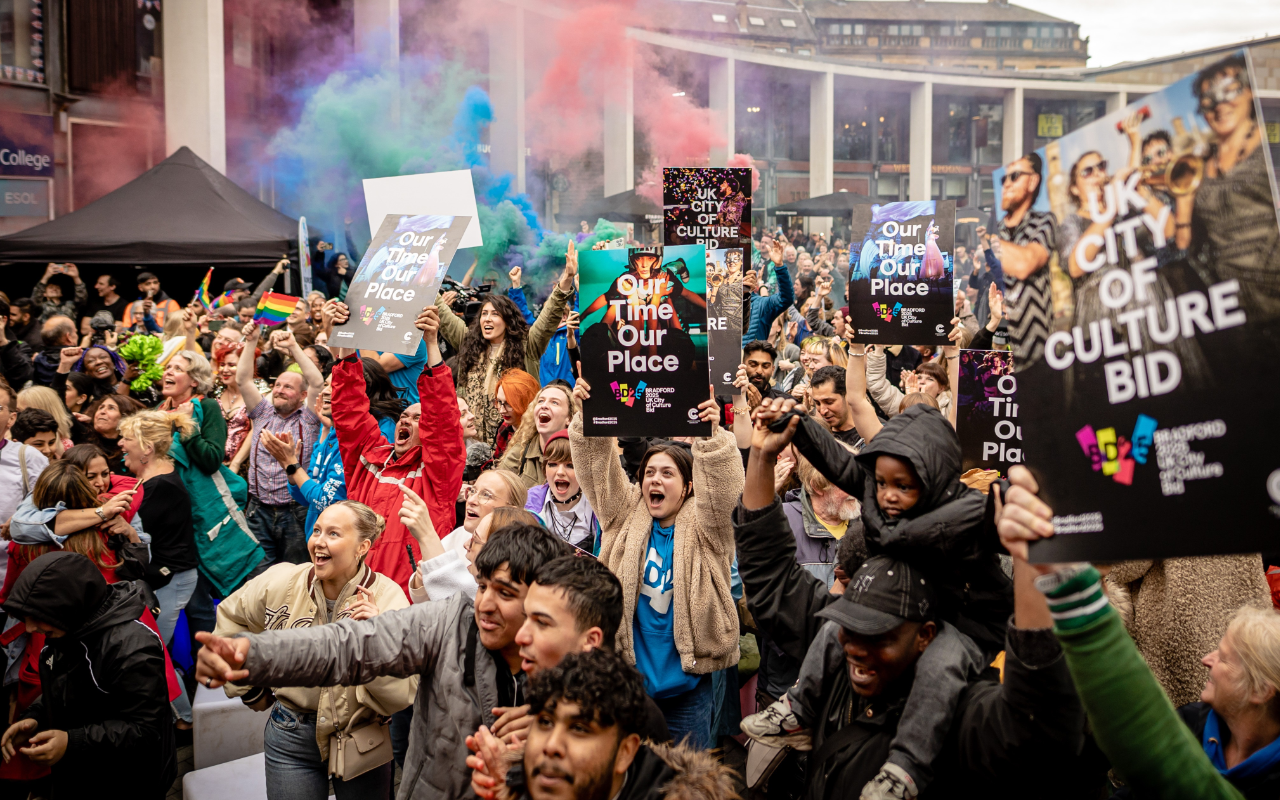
[491,368,540,461]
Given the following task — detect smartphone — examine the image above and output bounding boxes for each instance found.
[208,319,225,332]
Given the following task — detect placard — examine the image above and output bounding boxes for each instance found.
[578,245,711,437]
[663,168,751,392]
[299,216,313,297]
[363,170,483,249]
[992,49,1280,561]
[848,200,955,344]
[956,350,1023,476]
[331,214,470,356]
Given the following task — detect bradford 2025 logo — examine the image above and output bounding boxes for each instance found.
[1076,414,1157,486]
[359,305,385,325]
[873,302,902,322]
[611,381,647,407]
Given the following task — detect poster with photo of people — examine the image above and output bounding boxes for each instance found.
[992,49,1280,562]
[578,245,711,437]
[331,213,469,355]
[956,350,1023,477]
[847,200,956,344]
[663,168,751,392]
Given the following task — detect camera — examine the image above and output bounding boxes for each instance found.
[441,277,495,325]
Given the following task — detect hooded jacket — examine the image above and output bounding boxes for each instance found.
[1,552,176,799]
[790,403,1012,654]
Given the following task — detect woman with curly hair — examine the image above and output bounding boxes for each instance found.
[435,245,578,444]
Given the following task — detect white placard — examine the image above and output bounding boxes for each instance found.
[362,170,484,249]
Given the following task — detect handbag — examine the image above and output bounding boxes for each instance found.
[327,706,393,781]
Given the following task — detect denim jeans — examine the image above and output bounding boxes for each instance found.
[185,570,219,661]
[389,705,414,769]
[247,498,311,578]
[654,673,714,750]
[154,567,198,723]
[263,702,393,800]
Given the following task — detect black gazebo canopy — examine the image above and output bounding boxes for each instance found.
[0,146,297,265]
[767,190,873,218]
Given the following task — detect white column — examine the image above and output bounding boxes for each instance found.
[603,49,634,196]
[809,71,834,235]
[163,0,225,172]
[1002,86,1024,166]
[709,57,735,168]
[908,81,932,201]
[1105,91,1129,115]
[488,9,526,192]
[354,0,399,68]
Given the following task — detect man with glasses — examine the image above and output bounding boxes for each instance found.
[993,153,1056,370]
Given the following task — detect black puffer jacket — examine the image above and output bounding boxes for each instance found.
[2,552,176,799]
[790,403,1012,654]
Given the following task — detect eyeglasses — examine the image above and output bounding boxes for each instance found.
[493,398,511,411]
[473,488,501,504]
[1078,160,1108,179]
[1001,170,1035,185]
[1140,148,1169,166]
[1199,78,1245,111]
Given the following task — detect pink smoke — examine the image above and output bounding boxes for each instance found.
[726,153,762,192]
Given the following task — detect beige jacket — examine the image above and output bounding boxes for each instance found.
[499,432,545,489]
[569,415,743,674]
[214,562,419,758]
[1106,554,1270,708]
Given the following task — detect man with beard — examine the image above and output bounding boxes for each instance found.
[466,649,735,800]
[194,525,574,800]
[810,366,861,447]
[733,341,787,411]
[0,299,34,390]
[8,298,43,348]
[237,320,324,574]
[325,303,464,592]
[993,154,1056,371]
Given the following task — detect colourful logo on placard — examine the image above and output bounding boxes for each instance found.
[610,381,647,407]
[360,305,375,325]
[873,302,902,322]
[1076,414,1157,486]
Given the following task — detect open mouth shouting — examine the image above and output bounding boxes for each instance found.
[849,661,878,690]
[313,550,332,569]
[396,424,412,444]
[535,407,554,426]
[553,477,572,495]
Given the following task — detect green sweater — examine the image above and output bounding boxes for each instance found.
[1046,566,1244,800]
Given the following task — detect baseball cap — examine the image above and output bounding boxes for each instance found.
[816,555,935,636]
[224,278,251,293]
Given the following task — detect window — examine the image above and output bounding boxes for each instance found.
[829,23,840,34]
[780,18,796,28]
[999,25,1011,38]
[940,26,951,36]
[912,24,923,36]
[855,24,864,35]
[1053,26,1064,38]
[748,16,765,26]
[712,13,727,23]
[797,48,810,55]
[888,24,899,35]
[842,24,852,35]
[0,0,45,84]
[985,26,997,37]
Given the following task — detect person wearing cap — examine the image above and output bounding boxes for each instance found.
[120,272,181,331]
[734,406,1089,800]
[211,260,287,318]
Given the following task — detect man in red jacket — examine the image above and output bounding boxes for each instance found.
[328,303,463,591]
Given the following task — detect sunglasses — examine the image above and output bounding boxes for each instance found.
[1199,78,1245,111]
[1078,161,1108,179]
[1140,148,1169,166]
[1001,170,1036,185]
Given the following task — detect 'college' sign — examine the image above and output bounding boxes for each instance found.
[0,112,54,177]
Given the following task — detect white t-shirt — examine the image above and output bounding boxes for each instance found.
[0,441,50,585]
[539,492,596,550]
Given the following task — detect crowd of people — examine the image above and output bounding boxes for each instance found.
[0,139,1276,800]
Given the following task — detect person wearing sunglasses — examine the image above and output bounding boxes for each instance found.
[993,152,1057,370]
[1173,53,1278,325]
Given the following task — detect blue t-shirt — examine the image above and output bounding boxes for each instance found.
[290,417,398,535]
[386,338,428,405]
[633,520,700,699]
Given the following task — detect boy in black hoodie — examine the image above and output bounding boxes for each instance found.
[740,401,1011,800]
[0,552,176,799]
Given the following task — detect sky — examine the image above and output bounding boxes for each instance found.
[986,0,1279,67]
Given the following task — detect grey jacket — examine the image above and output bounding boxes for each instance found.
[238,591,499,800]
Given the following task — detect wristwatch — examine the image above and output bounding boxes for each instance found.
[94,507,107,522]
[285,463,301,476]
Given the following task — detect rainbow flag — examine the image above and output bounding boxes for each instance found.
[253,291,299,326]
[210,290,236,310]
[194,268,214,310]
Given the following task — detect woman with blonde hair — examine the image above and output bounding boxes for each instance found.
[499,381,579,488]
[207,500,417,799]
[118,409,200,645]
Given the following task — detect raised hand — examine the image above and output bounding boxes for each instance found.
[260,429,297,469]
[508,266,522,289]
[751,397,801,457]
[346,586,379,621]
[58,347,83,372]
[572,377,591,403]
[696,388,720,435]
[415,306,440,340]
[324,300,350,326]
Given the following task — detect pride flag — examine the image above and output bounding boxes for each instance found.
[193,268,214,310]
[253,291,299,326]
[210,290,236,310]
